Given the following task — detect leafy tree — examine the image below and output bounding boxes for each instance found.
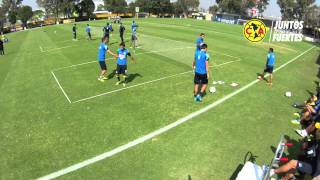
[75,0,95,17]
[18,5,33,28]
[32,10,45,20]
[176,0,200,17]
[8,11,17,25]
[277,0,315,20]
[97,4,105,11]
[215,0,269,17]
[209,4,219,14]
[104,0,128,14]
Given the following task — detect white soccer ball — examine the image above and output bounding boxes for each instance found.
[209,86,216,93]
[285,91,292,97]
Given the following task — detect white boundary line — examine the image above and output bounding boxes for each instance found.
[39,46,44,53]
[42,45,76,53]
[38,46,316,180]
[51,71,72,103]
[52,46,194,71]
[72,59,241,103]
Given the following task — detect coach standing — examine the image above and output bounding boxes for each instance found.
[72,24,77,40]
[0,39,4,55]
[119,23,125,43]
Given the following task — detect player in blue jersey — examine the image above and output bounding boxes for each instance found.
[258,48,276,86]
[192,43,210,102]
[131,20,138,49]
[196,33,205,52]
[116,42,135,87]
[86,24,92,40]
[97,37,117,82]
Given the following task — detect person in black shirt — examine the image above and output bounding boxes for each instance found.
[103,23,110,40]
[0,39,4,55]
[72,24,77,40]
[119,23,125,43]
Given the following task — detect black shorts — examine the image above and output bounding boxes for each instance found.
[104,33,110,39]
[99,61,107,70]
[264,66,274,74]
[194,73,208,85]
[131,34,137,41]
[297,161,313,175]
[117,64,127,75]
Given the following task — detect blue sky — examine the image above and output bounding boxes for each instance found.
[22,0,320,18]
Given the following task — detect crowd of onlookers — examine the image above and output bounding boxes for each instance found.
[269,86,320,180]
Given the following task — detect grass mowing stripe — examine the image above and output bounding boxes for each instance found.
[72,59,241,103]
[51,71,72,103]
[37,45,315,180]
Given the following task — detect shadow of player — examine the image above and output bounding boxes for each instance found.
[126,73,142,83]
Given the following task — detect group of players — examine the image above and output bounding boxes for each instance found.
[91,20,276,102]
[96,20,138,87]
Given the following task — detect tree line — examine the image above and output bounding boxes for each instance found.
[0,0,319,29]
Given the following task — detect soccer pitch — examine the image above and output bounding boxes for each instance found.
[1,18,319,179]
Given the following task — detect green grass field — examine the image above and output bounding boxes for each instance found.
[1,18,320,179]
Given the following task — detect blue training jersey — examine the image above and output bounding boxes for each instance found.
[195,50,210,74]
[117,48,131,65]
[86,26,90,33]
[196,37,204,51]
[132,23,137,33]
[267,52,275,66]
[98,43,108,61]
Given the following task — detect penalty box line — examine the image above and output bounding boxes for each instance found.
[38,46,316,180]
[72,59,241,103]
[51,46,242,103]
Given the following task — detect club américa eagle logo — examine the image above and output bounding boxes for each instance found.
[243,19,267,42]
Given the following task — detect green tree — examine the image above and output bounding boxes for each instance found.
[216,0,269,17]
[176,0,200,17]
[75,0,95,17]
[32,10,45,21]
[8,11,17,25]
[104,0,128,14]
[209,4,219,14]
[97,4,105,11]
[277,0,315,20]
[18,5,33,28]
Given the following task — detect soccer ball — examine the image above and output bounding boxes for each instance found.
[209,86,216,93]
[285,91,292,97]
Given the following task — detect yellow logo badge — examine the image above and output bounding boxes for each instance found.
[243,19,267,42]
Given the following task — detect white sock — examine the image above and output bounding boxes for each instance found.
[302,129,308,137]
[269,169,275,176]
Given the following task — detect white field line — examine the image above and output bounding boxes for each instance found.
[37,46,316,180]
[39,46,44,53]
[72,59,241,103]
[141,34,242,60]
[42,45,76,53]
[51,71,72,103]
[140,21,241,38]
[52,46,195,71]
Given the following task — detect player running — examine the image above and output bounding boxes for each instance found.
[116,42,135,87]
[196,33,205,52]
[72,24,77,40]
[97,37,117,82]
[192,43,210,102]
[86,24,92,40]
[258,48,276,86]
[131,20,138,49]
[119,23,125,43]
